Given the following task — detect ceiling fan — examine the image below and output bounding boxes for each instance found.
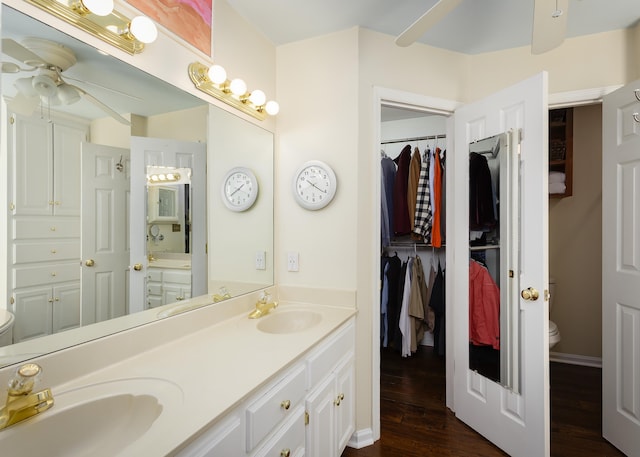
[1,37,131,125]
[395,0,568,55]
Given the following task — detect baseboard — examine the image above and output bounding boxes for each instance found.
[550,351,602,368]
[347,428,375,449]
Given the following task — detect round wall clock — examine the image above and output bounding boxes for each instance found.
[292,160,337,210]
[221,167,259,212]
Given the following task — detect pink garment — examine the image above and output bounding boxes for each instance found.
[469,260,500,350]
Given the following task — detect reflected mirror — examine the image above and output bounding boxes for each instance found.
[468,131,520,392]
[0,5,274,368]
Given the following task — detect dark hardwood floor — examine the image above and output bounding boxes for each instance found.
[341,347,625,457]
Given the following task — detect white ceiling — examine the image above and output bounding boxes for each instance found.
[226,0,640,54]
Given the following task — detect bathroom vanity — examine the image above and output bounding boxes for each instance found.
[0,288,357,456]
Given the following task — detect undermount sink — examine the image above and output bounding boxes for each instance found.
[257,309,322,334]
[0,378,183,456]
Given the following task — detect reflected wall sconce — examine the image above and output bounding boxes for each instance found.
[25,0,158,54]
[188,62,279,121]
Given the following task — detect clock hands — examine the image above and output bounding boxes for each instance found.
[230,183,245,196]
[308,180,327,193]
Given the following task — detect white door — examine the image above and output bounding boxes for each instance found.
[451,73,549,456]
[602,80,640,456]
[130,137,207,313]
[81,143,130,324]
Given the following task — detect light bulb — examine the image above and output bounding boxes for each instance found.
[229,78,247,96]
[248,90,266,106]
[130,16,158,44]
[208,65,227,84]
[81,0,114,16]
[265,100,280,116]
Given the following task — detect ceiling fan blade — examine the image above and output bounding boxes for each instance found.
[1,38,46,67]
[63,75,144,101]
[395,0,462,47]
[531,0,568,54]
[7,91,40,116]
[71,84,131,126]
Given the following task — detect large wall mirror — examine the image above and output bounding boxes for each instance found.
[468,131,521,393]
[0,5,274,367]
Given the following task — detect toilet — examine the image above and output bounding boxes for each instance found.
[0,309,15,347]
[548,277,561,349]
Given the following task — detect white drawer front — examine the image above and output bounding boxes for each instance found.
[147,269,163,282]
[147,283,162,295]
[254,407,305,457]
[13,217,80,240]
[307,321,355,388]
[13,241,80,264]
[246,363,306,452]
[163,270,191,284]
[13,263,80,288]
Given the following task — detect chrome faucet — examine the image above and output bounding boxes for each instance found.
[248,291,278,319]
[0,363,54,430]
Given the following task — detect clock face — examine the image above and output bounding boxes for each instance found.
[293,160,337,210]
[221,167,258,212]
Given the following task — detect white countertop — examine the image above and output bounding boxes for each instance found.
[13,299,356,456]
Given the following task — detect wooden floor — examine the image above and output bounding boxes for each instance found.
[341,347,625,457]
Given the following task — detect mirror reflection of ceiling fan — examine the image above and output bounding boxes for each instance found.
[1,37,131,125]
[395,0,568,55]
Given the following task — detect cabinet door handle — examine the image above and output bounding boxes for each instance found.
[280,400,291,410]
[280,449,290,457]
[334,393,345,406]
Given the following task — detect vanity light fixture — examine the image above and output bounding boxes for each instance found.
[146,166,191,186]
[188,62,279,121]
[25,0,158,54]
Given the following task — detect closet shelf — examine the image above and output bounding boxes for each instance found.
[469,244,500,251]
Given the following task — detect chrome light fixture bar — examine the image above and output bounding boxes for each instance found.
[188,62,279,121]
[25,0,158,55]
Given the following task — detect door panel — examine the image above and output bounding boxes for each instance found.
[451,73,549,456]
[81,143,129,325]
[602,80,640,456]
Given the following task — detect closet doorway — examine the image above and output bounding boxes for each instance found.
[379,101,450,425]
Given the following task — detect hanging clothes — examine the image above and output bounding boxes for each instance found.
[407,147,422,234]
[430,264,446,356]
[413,148,432,242]
[381,153,396,247]
[469,259,500,350]
[469,152,497,231]
[431,148,443,247]
[408,255,428,354]
[382,253,402,349]
[393,145,412,236]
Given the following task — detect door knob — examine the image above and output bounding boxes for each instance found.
[521,287,539,301]
[132,263,143,271]
[85,259,95,267]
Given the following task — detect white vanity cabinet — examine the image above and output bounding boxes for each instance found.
[305,323,355,457]
[147,267,192,308]
[175,317,355,457]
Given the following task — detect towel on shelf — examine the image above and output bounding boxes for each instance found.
[549,171,566,184]
[549,182,566,194]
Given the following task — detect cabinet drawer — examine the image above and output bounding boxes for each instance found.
[147,283,162,295]
[163,270,191,284]
[13,217,80,240]
[254,406,305,457]
[147,269,163,282]
[307,321,355,388]
[147,296,163,309]
[13,241,80,264]
[13,263,80,288]
[246,362,306,452]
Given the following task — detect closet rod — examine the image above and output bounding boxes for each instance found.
[380,134,446,145]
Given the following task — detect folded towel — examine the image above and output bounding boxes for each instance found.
[549,182,566,194]
[549,171,566,184]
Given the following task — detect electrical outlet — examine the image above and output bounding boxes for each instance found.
[287,251,299,272]
[255,251,266,270]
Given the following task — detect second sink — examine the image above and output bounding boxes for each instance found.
[257,309,322,334]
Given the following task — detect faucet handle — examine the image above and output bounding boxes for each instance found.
[259,290,271,303]
[8,363,42,395]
